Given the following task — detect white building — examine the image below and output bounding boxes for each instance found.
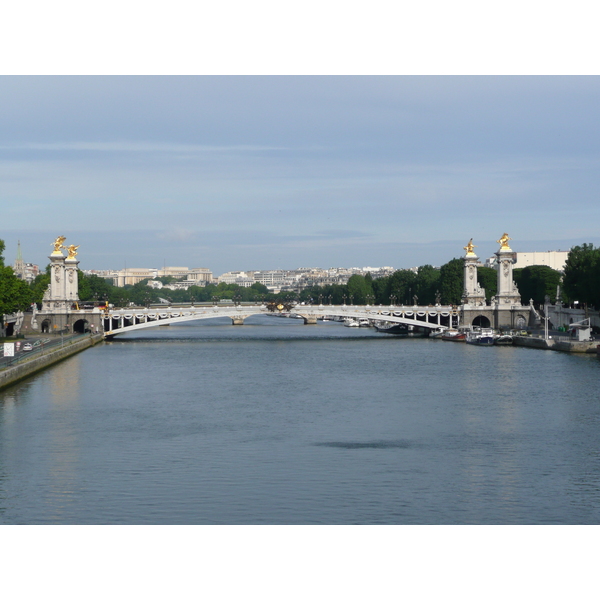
[112,266,213,287]
[485,250,569,272]
[513,251,569,271]
[218,271,256,287]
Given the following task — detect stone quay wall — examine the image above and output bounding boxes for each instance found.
[0,333,104,392]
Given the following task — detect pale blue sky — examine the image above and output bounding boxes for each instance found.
[2,76,599,275]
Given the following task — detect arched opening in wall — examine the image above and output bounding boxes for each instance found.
[73,319,89,333]
[5,323,15,336]
[472,315,491,328]
[515,315,527,329]
[41,319,51,333]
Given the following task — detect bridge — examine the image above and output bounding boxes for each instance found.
[102,303,457,338]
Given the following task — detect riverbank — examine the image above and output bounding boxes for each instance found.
[0,333,104,391]
[512,334,598,353]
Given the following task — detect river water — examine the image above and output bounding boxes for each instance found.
[1,315,600,524]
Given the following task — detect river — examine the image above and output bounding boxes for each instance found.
[1,315,600,524]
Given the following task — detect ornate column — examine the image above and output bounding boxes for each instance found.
[65,257,80,305]
[42,237,80,312]
[495,233,521,307]
[462,238,486,306]
[45,236,68,311]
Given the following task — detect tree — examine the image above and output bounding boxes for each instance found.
[514,265,562,305]
[377,269,418,304]
[415,265,441,305]
[439,258,463,305]
[562,244,600,308]
[477,266,497,302]
[0,239,33,324]
[30,267,51,307]
[346,274,373,304]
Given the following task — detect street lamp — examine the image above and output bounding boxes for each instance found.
[390,294,396,306]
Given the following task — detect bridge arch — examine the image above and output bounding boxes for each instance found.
[41,318,52,333]
[73,319,90,333]
[515,314,527,329]
[472,315,491,328]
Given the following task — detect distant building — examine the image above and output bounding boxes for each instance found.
[12,241,39,282]
[514,251,569,271]
[485,250,569,272]
[112,266,213,287]
[217,271,256,287]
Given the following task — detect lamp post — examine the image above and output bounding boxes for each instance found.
[390,294,396,306]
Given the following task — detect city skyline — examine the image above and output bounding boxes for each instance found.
[2,76,600,274]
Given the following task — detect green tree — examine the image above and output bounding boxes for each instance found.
[415,265,441,305]
[0,240,33,325]
[30,266,51,307]
[346,274,373,304]
[514,265,562,305]
[562,244,600,308]
[439,258,463,305]
[477,266,497,302]
[377,269,418,304]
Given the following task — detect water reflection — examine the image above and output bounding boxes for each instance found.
[46,357,82,522]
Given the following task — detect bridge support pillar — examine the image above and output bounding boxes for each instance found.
[302,315,318,325]
[231,317,245,325]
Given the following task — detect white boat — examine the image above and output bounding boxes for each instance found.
[344,319,359,327]
[429,327,445,339]
[466,327,495,346]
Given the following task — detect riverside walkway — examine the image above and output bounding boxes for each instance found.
[0,333,104,391]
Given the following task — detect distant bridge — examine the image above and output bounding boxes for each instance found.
[102,303,458,338]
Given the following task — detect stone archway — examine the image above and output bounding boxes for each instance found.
[41,319,52,333]
[472,315,491,328]
[515,315,527,329]
[73,319,89,333]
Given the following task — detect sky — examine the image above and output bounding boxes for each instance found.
[1,75,599,276]
[1,3,599,278]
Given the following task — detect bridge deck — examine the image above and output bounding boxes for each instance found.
[102,304,457,337]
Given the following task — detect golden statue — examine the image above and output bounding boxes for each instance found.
[496,233,512,250]
[464,238,476,256]
[66,244,79,259]
[51,235,67,254]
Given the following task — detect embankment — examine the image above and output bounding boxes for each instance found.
[0,334,104,391]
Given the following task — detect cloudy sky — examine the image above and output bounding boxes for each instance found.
[1,74,599,275]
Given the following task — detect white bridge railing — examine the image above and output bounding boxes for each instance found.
[102,303,457,337]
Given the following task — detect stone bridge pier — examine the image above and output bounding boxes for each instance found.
[297,314,318,324]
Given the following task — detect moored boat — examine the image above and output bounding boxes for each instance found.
[466,328,495,346]
[494,334,513,346]
[441,329,466,342]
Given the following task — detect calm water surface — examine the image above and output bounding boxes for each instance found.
[2,315,600,524]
